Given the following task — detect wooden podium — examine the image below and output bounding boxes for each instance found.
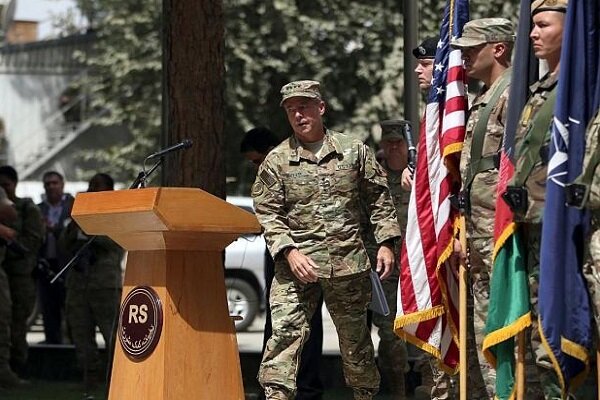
[70,187,261,400]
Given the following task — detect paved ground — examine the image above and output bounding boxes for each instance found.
[19,305,421,399]
[27,304,382,357]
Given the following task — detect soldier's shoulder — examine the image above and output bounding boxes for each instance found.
[328,130,367,151]
[263,138,290,163]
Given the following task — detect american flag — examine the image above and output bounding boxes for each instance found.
[394,0,468,373]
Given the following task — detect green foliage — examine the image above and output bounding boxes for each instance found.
[73,0,519,186]
[75,0,162,180]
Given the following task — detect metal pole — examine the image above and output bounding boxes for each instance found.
[403,0,419,142]
[160,0,169,186]
[516,330,526,399]
[458,214,468,400]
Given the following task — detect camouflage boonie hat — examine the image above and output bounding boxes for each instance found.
[451,18,515,49]
[531,0,568,15]
[380,120,407,141]
[280,80,322,106]
[412,37,438,59]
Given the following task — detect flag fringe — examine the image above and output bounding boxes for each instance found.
[443,142,463,158]
[394,305,445,327]
[493,389,516,400]
[539,315,592,396]
[492,222,516,262]
[482,311,532,368]
[539,316,567,396]
[393,326,460,375]
[560,335,590,392]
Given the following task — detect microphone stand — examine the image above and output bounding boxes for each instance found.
[50,157,164,284]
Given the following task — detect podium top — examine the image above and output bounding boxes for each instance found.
[72,187,261,238]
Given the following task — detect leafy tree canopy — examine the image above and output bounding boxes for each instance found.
[73,0,518,191]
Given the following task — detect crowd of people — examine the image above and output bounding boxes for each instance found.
[0,168,123,393]
[246,0,600,399]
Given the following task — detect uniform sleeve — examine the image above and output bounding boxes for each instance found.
[358,143,402,244]
[251,157,295,259]
[19,199,45,254]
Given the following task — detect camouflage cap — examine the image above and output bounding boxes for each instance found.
[451,18,515,49]
[531,0,568,15]
[380,120,407,141]
[412,37,438,59]
[280,80,322,106]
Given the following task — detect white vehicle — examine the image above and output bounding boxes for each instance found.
[225,196,267,331]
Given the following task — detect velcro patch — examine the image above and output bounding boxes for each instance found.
[260,169,277,188]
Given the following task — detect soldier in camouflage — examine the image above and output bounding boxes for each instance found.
[450,18,515,399]
[0,186,22,388]
[253,80,401,400]
[502,0,569,397]
[569,109,600,338]
[362,120,410,399]
[0,166,44,377]
[60,173,124,388]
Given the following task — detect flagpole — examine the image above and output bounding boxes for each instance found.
[597,350,600,400]
[458,214,468,400]
[516,330,526,399]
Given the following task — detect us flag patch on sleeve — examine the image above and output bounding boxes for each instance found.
[259,169,277,188]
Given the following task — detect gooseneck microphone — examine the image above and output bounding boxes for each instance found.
[146,139,193,160]
[402,121,417,174]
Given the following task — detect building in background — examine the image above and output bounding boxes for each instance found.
[0,0,129,182]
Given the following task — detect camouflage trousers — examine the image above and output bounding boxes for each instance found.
[3,260,36,371]
[427,290,487,399]
[583,223,600,338]
[259,267,379,400]
[66,287,121,374]
[371,270,409,399]
[468,237,496,399]
[522,223,562,399]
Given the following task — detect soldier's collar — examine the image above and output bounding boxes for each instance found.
[529,71,558,93]
[288,128,341,162]
[474,67,512,107]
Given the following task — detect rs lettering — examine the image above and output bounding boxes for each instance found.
[128,304,149,323]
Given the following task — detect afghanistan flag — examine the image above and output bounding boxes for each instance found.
[481,0,537,398]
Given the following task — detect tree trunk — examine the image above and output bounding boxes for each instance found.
[162,0,225,198]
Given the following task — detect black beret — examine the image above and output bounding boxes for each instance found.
[412,37,438,59]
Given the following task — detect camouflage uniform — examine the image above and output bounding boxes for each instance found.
[0,187,20,387]
[362,125,410,399]
[511,71,561,398]
[253,126,401,399]
[2,197,44,373]
[448,19,517,399]
[60,221,123,376]
[576,110,600,337]
[459,67,512,399]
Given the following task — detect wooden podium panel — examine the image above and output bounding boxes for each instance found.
[70,188,261,400]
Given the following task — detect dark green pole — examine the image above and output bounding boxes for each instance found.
[403,0,419,142]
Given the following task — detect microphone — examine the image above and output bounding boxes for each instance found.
[401,121,417,174]
[146,139,193,160]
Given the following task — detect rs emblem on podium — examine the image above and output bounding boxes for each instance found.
[118,286,163,361]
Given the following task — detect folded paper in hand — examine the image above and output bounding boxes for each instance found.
[368,269,390,316]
